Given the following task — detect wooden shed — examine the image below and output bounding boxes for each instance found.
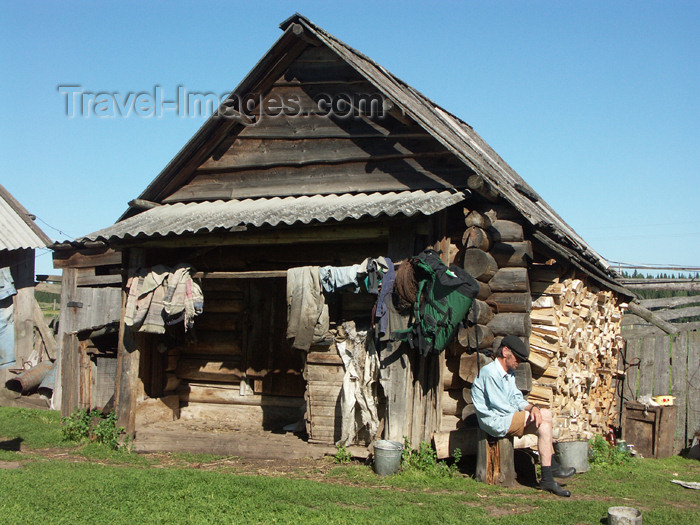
[0,183,55,402]
[66,15,645,456]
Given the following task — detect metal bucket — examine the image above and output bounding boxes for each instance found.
[554,440,589,473]
[373,440,403,476]
[608,506,642,525]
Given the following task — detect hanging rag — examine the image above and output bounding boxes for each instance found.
[125,264,203,334]
[163,263,204,331]
[286,266,329,351]
[0,267,16,369]
[336,321,380,447]
[318,264,361,293]
[374,257,395,339]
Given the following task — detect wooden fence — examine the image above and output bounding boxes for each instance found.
[618,293,700,453]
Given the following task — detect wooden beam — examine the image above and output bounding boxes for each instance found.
[32,298,57,360]
[53,248,121,269]
[627,302,679,335]
[116,223,389,249]
[620,279,700,292]
[193,270,287,279]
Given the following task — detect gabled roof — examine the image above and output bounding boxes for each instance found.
[98,13,626,295]
[0,183,52,251]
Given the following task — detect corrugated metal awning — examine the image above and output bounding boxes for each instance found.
[79,190,466,243]
[0,184,52,251]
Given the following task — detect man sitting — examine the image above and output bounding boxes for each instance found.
[471,335,574,497]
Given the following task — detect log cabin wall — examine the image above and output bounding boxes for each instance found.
[442,201,533,435]
[128,223,425,434]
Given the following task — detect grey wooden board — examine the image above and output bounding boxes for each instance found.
[72,287,122,332]
[653,335,671,396]
[671,332,689,452]
[687,331,700,444]
[638,337,656,398]
[94,355,117,410]
[625,338,641,402]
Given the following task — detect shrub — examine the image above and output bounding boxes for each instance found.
[61,409,129,450]
[400,438,461,477]
[334,443,353,464]
[588,434,632,467]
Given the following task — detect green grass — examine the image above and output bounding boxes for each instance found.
[0,407,698,524]
[0,407,64,449]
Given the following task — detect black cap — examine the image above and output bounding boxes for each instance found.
[501,335,529,362]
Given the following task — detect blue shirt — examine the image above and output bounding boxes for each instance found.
[471,359,528,437]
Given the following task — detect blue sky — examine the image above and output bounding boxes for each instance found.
[1,1,698,276]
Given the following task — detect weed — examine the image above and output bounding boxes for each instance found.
[334,443,353,464]
[61,408,129,450]
[588,434,632,468]
[400,438,460,477]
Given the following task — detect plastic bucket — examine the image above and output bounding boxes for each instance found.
[608,506,642,525]
[373,440,403,476]
[554,440,589,473]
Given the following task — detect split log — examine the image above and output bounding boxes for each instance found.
[487,220,524,242]
[463,249,498,281]
[487,292,532,313]
[461,403,476,420]
[458,324,494,350]
[433,428,478,459]
[468,299,495,325]
[442,389,464,416]
[476,280,492,301]
[461,387,473,404]
[459,352,491,383]
[463,209,492,229]
[487,313,531,337]
[462,226,491,251]
[513,362,532,392]
[443,356,465,389]
[490,241,533,268]
[489,268,529,293]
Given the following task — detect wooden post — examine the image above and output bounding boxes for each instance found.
[115,248,145,436]
[56,267,78,415]
[476,428,515,486]
[11,249,35,366]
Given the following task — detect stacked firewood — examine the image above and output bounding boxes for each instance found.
[530,264,625,441]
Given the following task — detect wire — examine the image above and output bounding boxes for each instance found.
[34,216,75,240]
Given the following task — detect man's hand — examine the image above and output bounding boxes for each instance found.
[530,405,542,427]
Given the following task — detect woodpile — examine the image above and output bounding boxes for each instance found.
[529,263,625,441]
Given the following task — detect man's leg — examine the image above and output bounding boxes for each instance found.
[535,408,553,467]
[523,409,571,497]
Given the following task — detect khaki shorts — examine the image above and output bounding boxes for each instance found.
[506,410,531,438]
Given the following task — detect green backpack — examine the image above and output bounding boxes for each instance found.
[393,249,479,356]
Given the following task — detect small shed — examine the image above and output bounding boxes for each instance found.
[66,15,644,455]
[0,183,55,400]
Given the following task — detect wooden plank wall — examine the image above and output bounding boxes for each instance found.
[620,330,700,453]
[163,46,468,203]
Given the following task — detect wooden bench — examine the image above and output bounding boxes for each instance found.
[475,428,515,486]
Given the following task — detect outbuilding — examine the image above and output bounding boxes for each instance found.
[60,15,651,456]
